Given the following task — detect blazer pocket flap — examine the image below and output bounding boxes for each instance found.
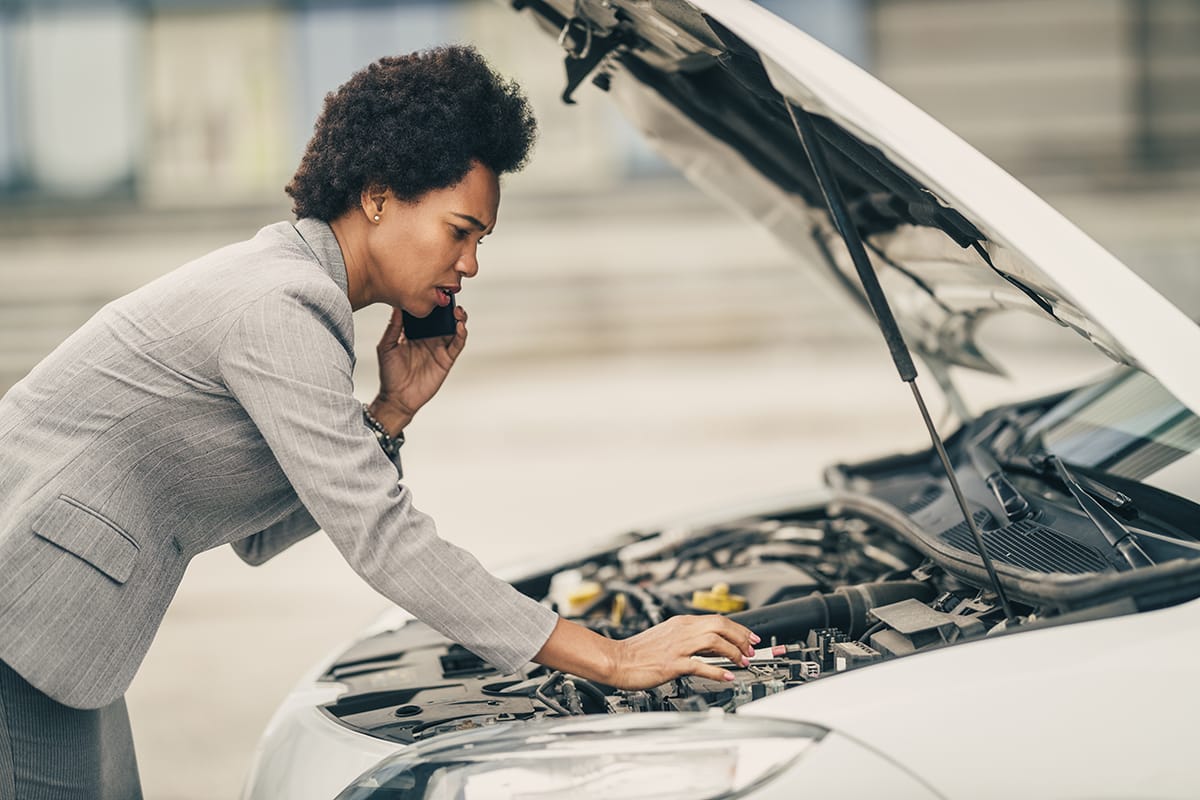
[31,496,139,584]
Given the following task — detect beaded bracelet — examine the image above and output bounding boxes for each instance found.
[362,404,405,460]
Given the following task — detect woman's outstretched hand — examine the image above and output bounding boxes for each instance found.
[368,305,467,434]
[608,614,761,689]
[534,614,761,691]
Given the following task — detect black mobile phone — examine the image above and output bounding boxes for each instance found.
[402,294,457,340]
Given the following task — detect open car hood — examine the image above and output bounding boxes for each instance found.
[513,0,1200,415]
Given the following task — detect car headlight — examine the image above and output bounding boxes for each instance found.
[334,711,823,800]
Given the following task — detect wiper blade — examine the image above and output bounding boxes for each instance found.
[1072,471,1135,514]
[984,418,1147,569]
[1001,453,1137,516]
[966,420,1031,522]
[1043,455,1153,570]
[988,411,1137,517]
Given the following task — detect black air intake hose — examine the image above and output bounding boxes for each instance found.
[726,581,935,643]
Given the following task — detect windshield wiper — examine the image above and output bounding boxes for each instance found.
[988,415,1136,517]
[966,420,1032,522]
[1072,473,1135,513]
[1002,454,1137,515]
[1041,454,1153,570]
[966,431,1152,572]
[976,417,1149,569]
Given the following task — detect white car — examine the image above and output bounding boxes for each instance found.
[243,1,1200,798]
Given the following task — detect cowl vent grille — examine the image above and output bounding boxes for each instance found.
[901,486,942,515]
[940,512,1110,575]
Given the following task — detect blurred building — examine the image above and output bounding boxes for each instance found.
[0,0,648,207]
[1,0,1195,207]
[872,0,1200,185]
[0,0,1197,394]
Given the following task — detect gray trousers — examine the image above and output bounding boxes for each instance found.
[0,660,141,800]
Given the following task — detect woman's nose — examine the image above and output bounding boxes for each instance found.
[457,246,480,278]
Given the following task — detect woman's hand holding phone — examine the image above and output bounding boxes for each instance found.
[367,301,467,435]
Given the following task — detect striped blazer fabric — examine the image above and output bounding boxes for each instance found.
[0,218,558,709]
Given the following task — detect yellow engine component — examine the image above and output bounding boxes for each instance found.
[691,582,747,613]
[610,592,627,626]
[566,581,603,613]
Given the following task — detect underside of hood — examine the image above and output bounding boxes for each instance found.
[510,0,1200,416]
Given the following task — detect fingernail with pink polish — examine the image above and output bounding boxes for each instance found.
[723,671,735,681]
[750,633,761,644]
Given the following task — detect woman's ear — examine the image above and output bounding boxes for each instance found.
[360,186,388,222]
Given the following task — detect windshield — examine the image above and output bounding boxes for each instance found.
[1020,369,1200,504]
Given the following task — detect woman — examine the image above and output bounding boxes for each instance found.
[0,46,757,798]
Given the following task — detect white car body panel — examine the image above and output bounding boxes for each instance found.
[240,684,401,800]
[756,732,940,799]
[245,599,1199,800]
[740,597,1200,798]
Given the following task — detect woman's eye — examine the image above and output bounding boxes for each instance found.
[451,226,468,240]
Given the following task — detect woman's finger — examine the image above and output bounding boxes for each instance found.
[447,331,466,360]
[682,615,757,658]
[702,616,758,657]
[683,658,736,683]
[724,618,753,657]
[378,307,405,350]
[447,310,468,359]
[696,631,748,667]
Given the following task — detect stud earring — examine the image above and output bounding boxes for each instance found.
[373,214,381,221]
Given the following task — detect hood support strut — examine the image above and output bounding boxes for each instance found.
[784,99,1018,626]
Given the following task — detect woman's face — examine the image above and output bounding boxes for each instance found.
[363,161,500,316]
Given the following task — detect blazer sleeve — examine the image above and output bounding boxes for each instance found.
[218,282,559,673]
[230,506,320,566]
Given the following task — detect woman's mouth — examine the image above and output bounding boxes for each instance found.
[436,287,455,306]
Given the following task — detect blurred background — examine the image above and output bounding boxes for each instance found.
[0,1,1197,797]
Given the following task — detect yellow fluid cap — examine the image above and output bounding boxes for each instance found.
[610,592,627,626]
[566,581,603,611]
[691,582,747,613]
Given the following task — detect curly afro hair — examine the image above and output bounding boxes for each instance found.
[286,46,537,221]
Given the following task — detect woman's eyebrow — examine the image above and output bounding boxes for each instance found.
[450,212,490,231]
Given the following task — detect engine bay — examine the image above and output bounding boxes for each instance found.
[317,388,1200,747]
[319,498,1050,745]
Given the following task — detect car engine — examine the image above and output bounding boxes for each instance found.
[318,503,1028,745]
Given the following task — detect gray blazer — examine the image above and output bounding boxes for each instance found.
[0,219,558,709]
